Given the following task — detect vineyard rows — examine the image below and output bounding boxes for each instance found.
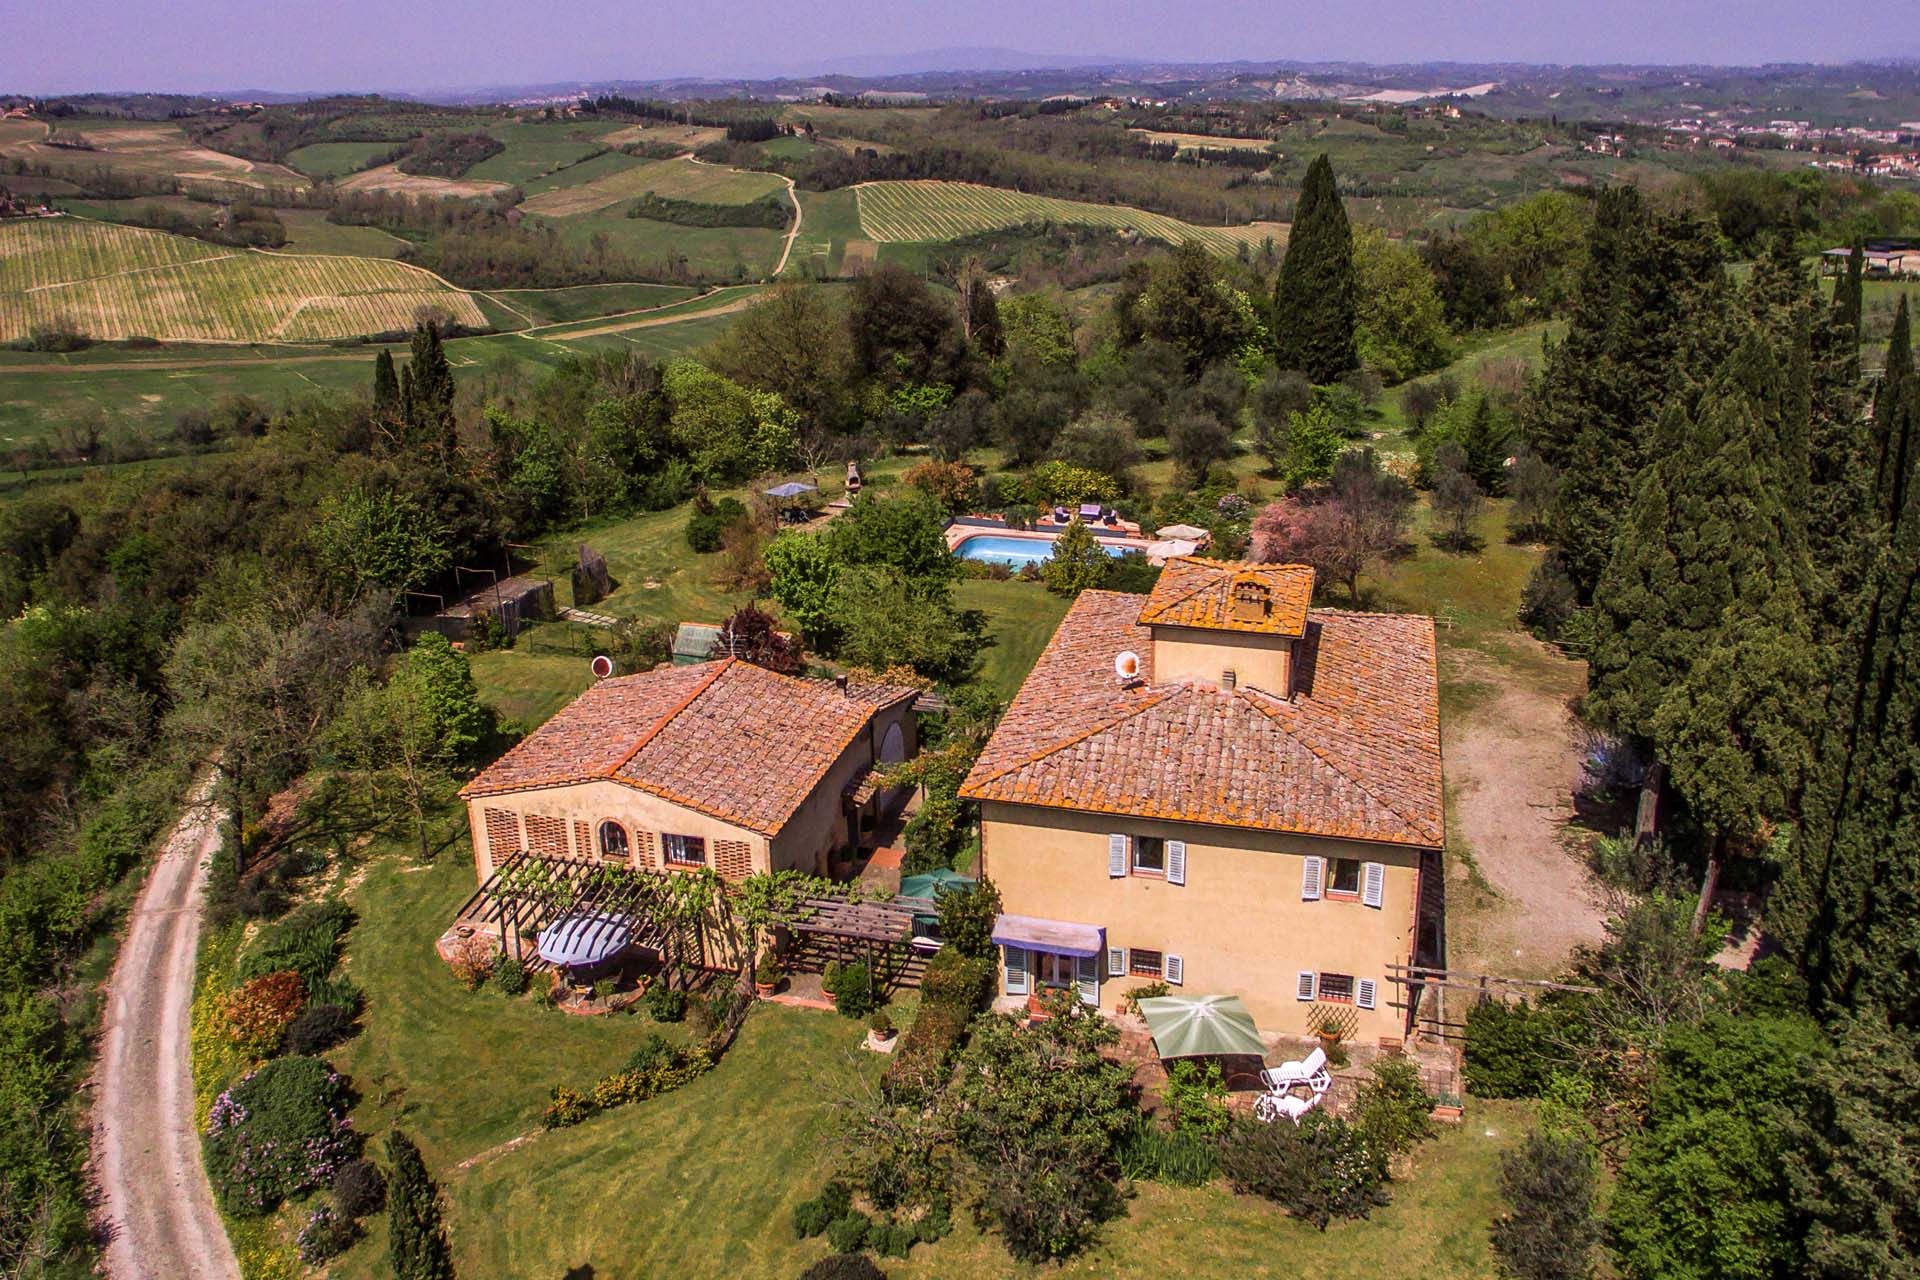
[522,156,787,218]
[0,218,484,343]
[854,181,1287,255]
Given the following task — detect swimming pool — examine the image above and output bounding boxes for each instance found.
[952,532,1132,570]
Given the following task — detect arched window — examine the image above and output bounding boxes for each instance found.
[879,721,906,764]
[598,821,630,863]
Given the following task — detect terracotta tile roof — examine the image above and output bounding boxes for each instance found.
[1136,557,1315,637]
[461,659,917,837]
[958,589,1443,848]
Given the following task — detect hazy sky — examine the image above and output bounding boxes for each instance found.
[11,0,1912,94]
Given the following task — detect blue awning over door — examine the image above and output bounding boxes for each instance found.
[990,914,1104,958]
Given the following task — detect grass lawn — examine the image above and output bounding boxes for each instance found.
[955,577,1074,702]
[464,119,627,187]
[533,209,785,281]
[324,844,1529,1280]
[468,647,598,727]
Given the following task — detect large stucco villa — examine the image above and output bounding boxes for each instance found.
[958,557,1445,1041]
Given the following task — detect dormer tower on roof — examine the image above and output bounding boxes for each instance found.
[1135,558,1315,696]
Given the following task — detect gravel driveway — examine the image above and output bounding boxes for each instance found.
[93,774,240,1280]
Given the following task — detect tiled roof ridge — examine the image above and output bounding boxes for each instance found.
[1237,685,1432,843]
[1132,558,1225,622]
[604,657,737,780]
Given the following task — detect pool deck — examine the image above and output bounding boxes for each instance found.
[944,515,1148,554]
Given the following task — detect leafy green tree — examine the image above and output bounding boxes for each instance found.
[386,1129,454,1280]
[848,262,965,387]
[935,877,1002,960]
[830,569,982,684]
[313,485,452,603]
[661,360,795,483]
[1609,1013,1825,1280]
[825,494,956,584]
[999,292,1075,366]
[1130,243,1252,377]
[1419,232,1509,330]
[1271,154,1358,384]
[704,282,856,434]
[1429,445,1484,553]
[1352,227,1452,384]
[1165,407,1234,484]
[1418,389,1513,493]
[1049,409,1140,480]
[763,533,841,646]
[1783,1013,1920,1278]
[946,998,1133,1261]
[1040,519,1109,597]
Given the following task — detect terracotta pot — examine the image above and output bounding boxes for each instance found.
[1430,1103,1464,1123]
[754,981,776,997]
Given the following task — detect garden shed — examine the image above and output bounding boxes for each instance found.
[432,573,553,644]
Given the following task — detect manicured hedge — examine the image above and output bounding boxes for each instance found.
[882,949,994,1101]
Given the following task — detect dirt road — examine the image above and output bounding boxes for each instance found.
[1441,640,1610,979]
[93,773,239,1280]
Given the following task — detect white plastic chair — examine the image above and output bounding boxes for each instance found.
[1253,1089,1321,1125]
[1260,1046,1331,1096]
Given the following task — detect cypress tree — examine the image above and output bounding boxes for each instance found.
[403,321,457,464]
[1776,339,1920,1024]
[1872,295,1914,526]
[1832,242,1865,342]
[1526,188,1727,599]
[372,348,399,417]
[387,1129,454,1280]
[1271,154,1358,384]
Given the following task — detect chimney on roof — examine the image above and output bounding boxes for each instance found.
[1220,668,1237,692]
[835,673,850,695]
[1229,574,1272,624]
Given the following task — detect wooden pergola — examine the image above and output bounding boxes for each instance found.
[786,895,926,991]
[451,850,672,970]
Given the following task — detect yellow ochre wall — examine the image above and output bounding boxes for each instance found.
[1149,625,1294,696]
[464,701,917,883]
[978,799,1425,1040]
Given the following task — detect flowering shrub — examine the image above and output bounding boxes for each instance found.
[296,1205,357,1263]
[220,970,307,1055]
[544,1043,716,1128]
[205,1056,358,1215]
[447,934,497,991]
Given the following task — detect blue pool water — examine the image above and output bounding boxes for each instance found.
[953,532,1131,570]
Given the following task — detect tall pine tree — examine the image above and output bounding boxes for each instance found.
[1271,154,1357,384]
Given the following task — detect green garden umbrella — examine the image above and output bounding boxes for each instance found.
[1135,995,1268,1059]
[898,870,975,929]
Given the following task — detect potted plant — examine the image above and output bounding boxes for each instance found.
[865,1008,897,1051]
[1431,1091,1465,1123]
[754,951,783,997]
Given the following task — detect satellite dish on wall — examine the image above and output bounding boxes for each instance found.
[590,654,614,679]
[1114,650,1142,683]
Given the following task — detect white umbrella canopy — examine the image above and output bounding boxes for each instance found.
[1135,994,1268,1058]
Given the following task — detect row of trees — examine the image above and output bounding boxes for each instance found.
[1491,184,1920,1274]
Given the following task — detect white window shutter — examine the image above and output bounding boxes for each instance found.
[1301,856,1324,901]
[1167,840,1187,886]
[1108,946,1126,978]
[1108,834,1128,878]
[1356,977,1378,1010]
[1296,970,1317,1001]
[1163,954,1184,986]
[1362,861,1386,908]
[1004,946,1028,996]
[1076,954,1099,1005]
